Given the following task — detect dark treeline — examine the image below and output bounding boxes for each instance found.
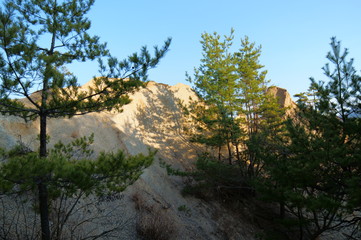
[169,32,361,240]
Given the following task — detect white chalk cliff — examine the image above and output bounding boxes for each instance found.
[0,81,295,239]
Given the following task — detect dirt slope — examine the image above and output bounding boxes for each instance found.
[0,81,294,239]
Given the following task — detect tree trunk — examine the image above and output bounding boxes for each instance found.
[39,113,51,240]
[38,181,51,240]
[218,146,221,161]
[235,143,240,163]
[280,201,285,219]
[227,141,232,165]
[39,113,47,158]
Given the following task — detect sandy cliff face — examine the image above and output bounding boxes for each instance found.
[0,81,294,239]
[267,86,296,116]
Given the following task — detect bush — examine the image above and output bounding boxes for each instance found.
[136,208,177,240]
[166,153,254,203]
[132,193,177,240]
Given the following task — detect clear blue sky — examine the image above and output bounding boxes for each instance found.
[69,0,361,97]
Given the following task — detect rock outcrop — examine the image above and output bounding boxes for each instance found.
[0,81,295,239]
[267,86,296,115]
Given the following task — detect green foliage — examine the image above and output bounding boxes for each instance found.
[0,137,154,239]
[165,153,252,203]
[173,31,285,222]
[0,136,154,199]
[187,30,238,107]
[181,33,286,223]
[0,1,170,238]
[235,36,269,133]
[186,30,241,161]
[186,29,283,173]
[259,37,361,239]
[0,0,171,120]
[177,204,191,214]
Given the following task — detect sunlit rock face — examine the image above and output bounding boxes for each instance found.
[1,81,297,239]
[267,86,295,108]
[267,86,296,116]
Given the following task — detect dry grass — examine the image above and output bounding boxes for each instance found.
[132,192,177,240]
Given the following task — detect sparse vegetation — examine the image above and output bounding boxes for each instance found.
[169,31,282,206]
[132,193,178,240]
[177,204,192,218]
[0,0,170,239]
[258,37,361,239]
[0,1,359,238]
[0,136,154,239]
[167,35,361,239]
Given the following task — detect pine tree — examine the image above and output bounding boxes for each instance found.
[187,30,282,174]
[0,0,170,239]
[235,36,269,136]
[186,29,241,163]
[234,36,284,178]
[0,135,155,239]
[260,37,361,239]
[182,30,285,206]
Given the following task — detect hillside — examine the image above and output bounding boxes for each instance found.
[0,81,294,239]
